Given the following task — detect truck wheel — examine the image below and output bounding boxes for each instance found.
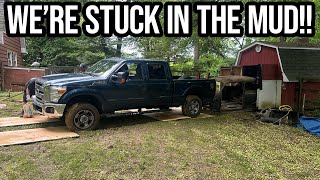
[182,95,202,118]
[65,103,100,131]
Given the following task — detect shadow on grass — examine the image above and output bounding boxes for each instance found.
[98,114,158,130]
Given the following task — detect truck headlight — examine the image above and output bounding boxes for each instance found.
[49,86,67,103]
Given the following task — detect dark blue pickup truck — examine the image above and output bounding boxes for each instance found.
[33,58,216,131]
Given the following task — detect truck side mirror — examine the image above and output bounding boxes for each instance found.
[111,72,129,84]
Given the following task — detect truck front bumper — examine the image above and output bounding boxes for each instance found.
[33,97,66,117]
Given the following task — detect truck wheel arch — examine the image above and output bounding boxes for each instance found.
[64,95,103,114]
[183,86,203,100]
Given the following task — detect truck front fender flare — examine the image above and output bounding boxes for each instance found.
[59,89,108,112]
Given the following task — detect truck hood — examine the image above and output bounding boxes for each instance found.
[40,73,104,86]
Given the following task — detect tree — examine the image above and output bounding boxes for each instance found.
[24,36,106,66]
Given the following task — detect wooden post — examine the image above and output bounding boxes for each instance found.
[296,77,303,123]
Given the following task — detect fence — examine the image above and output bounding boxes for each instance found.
[2,67,48,91]
[1,66,79,91]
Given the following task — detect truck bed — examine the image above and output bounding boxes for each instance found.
[172,78,216,106]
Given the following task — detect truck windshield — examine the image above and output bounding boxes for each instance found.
[86,60,118,76]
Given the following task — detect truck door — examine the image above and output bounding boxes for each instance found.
[107,61,147,109]
[145,62,173,108]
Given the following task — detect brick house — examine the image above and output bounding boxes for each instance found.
[0,0,28,90]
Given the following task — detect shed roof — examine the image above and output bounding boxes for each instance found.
[279,48,320,81]
[236,41,320,82]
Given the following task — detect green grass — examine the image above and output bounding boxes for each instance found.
[0,92,319,179]
[0,91,23,117]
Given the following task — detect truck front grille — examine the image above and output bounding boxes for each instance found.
[35,80,45,103]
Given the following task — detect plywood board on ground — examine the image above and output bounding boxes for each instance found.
[143,107,212,121]
[0,104,7,109]
[0,126,79,147]
[0,116,59,127]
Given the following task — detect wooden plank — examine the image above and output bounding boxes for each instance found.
[143,107,212,121]
[0,116,60,127]
[0,126,79,147]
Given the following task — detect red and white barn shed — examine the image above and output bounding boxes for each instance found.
[235,41,320,111]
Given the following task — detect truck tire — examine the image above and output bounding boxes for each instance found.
[65,103,100,132]
[182,95,202,118]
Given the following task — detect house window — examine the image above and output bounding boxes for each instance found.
[7,51,17,66]
[7,51,12,66]
[13,52,17,66]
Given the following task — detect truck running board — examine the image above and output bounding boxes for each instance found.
[103,108,172,118]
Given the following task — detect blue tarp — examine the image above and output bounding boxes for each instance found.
[298,116,320,137]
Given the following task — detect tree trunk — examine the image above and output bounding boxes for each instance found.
[194,38,200,79]
[116,37,122,57]
[100,37,107,57]
[280,37,287,45]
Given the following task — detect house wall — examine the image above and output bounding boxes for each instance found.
[3,67,48,91]
[0,33,24,90]
[0,33,23,67]
[0,0,26,90]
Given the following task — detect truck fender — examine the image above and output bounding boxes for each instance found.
[183,85,204,99]
[59,88,107,113]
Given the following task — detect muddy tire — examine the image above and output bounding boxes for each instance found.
[182,95,202,118]
[65,103,100,132]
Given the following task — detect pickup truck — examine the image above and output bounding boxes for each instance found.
[33,58,216,131]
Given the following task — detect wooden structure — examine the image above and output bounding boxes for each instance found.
[234,41,320,111]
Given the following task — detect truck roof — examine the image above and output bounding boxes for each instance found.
[104,58,167,63]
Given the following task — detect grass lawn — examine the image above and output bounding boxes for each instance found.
[0,91,23,117]
[0,92,319,179]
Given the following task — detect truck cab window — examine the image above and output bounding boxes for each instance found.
[148,64,167,80]
[118,62,143,80]
[117,64,129,73]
